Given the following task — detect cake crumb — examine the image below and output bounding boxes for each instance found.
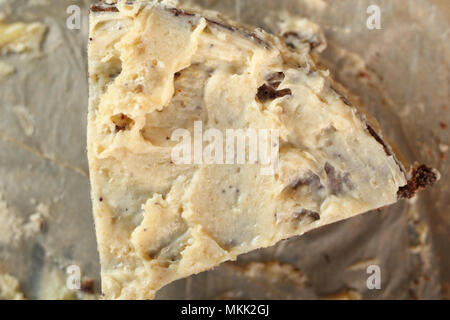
[228,261,307,287]
[0,61,15,80]
[0,272,26,300]
[0,21,47,54]
[346,258,379,271]
[13,105,35,137]
[322,289,361,300]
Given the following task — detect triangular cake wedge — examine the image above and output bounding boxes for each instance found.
[87,1,438,299]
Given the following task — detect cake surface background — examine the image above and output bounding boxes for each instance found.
[88,1,437,299]
[0,0,446,300]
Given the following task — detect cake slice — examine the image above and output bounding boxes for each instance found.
[87,1,438,299]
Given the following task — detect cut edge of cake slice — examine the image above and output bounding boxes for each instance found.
[87,0,439,299]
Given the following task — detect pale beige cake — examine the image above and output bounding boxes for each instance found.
[87,1,437,299]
